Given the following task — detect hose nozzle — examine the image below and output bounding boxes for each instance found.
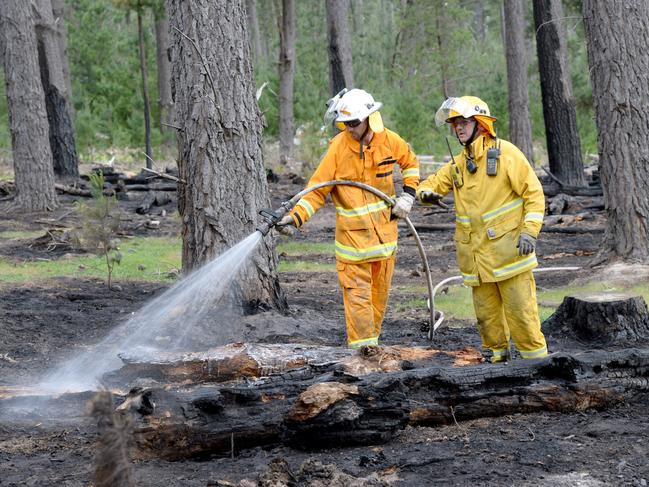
[256,201,292,236]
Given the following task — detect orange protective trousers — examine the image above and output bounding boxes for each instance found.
[471,270,548,362]
[336,255,396,348]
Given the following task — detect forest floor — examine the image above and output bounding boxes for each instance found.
[1,170,648,486]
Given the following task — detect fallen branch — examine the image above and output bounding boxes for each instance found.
[141,166,185,184]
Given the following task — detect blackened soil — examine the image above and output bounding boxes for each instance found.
[1,176,648,486]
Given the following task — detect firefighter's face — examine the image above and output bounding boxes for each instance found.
[344,119,368,141]
[451,117,476,144]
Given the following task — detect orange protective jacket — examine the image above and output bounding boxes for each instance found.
[289,128,420,263]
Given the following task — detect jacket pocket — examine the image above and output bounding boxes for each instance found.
[485,215,519,240]
[336,261,353,289]
[487,215,521,268]
[453,227,475,274]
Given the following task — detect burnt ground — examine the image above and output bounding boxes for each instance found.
[1,173,648,486]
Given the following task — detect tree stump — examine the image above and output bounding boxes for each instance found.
[544,293,649,344]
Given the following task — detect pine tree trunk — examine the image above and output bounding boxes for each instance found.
[137,10,153,168]
[325,0,354,95]
[473,0,486,42]
[50,0,74,119]
[582,0,649,264]
[503,0,534,164]
[434,3,456,98]
[166,0,287,311]
[245,0,264,63]
[0,0,58,211]
[278,0,295,165]
[533,0,586,186]
[154,11,173,132]
[34,0,78,179]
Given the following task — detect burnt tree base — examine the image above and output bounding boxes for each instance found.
[544,294,649,345]
[101,345,649,461]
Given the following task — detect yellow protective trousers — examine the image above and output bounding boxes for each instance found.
[336,255,396,348]
[471,270,547,362]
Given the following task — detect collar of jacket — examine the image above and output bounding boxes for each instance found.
[343,128,387,155]
[464,133,495,161]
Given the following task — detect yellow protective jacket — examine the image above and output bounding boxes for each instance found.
[289,128,420,263]
[418,134,544,286]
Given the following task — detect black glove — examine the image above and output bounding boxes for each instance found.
[517,233,536,256]
[418,190,443,206]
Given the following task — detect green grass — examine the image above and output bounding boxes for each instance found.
[393,280,649,323]
[278,260,336,273]
[277,241,335,256]
[0,236,181,284]
[0,230,45,239]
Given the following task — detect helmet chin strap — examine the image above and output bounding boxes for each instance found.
[359,121,371,160]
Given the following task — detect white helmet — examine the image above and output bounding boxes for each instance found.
[324,88,382,124]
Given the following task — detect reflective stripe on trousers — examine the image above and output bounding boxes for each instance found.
[337,255,396,347]
[472,270,547,359]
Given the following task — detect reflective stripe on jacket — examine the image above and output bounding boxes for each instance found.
[417,134,544,285]
[290,128,420,264]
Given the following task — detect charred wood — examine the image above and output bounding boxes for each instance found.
[112,346,649,460]
[544,294,649,345]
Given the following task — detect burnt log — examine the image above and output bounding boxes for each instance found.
[123,183,177,192]
[543,183,603,197]
[544,294,649,345]
[136,192,173,214]
[108,345,649,460]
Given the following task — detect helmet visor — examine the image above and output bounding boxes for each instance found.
[434,97,476,126]
[323,88,348,126]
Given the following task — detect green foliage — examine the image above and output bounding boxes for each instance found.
[65,0,168,155]
[73,172,122,288]
[0,0,599,170]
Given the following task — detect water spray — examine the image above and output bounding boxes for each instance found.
[257,179,438,338]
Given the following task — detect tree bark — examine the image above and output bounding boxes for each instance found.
[50,0,74,118]
[325,0,354,95]
[434,2,456,98]
[166,0,287,311]
[582,0,649,264]
[533,0,586,186]
[503,0,534,164]
[245,0,264,63]
[33,0,78,179]
[473,0,486,42]
[0,0,58,211]
[544,294,649,345]
[278,0,296,165]
[137,9,153,169]
[154,9,173,132]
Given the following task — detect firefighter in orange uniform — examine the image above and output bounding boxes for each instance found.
[417,96,547,362]
[278,89,420,348]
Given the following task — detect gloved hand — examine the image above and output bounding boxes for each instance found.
[418,190,443,206]
[517,233,536,256]
[391,193,415,219]
[276,214,295,227]
[275,214,296,236]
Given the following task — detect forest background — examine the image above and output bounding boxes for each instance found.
[0,0,595,172]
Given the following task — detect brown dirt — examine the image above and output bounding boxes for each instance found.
[1,176,648,486]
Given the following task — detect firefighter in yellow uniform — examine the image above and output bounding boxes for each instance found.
[278,88,420,348]
[418,96,547,362]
